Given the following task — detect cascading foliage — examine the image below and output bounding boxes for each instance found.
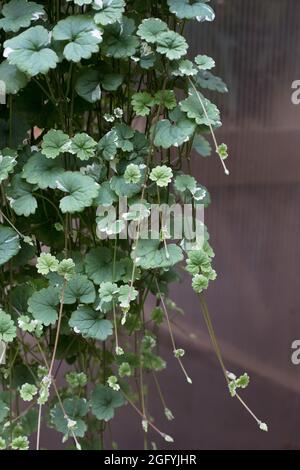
[0,0,263,451]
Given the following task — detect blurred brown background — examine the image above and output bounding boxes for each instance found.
[43,0,300,450]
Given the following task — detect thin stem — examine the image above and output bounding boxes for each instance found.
[188,77,230,176]
[156,280,192,384]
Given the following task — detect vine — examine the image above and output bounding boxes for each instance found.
[0,0,267,450]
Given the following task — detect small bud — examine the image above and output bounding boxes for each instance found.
[259,422,268,432]
[163,434,174,443]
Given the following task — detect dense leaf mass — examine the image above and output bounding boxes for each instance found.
[0,0,230,451]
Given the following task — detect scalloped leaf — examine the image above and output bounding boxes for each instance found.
[41,130,71,159]
[7,174,37,217]
[22,152,64,189]
[93,0,125,26]
[156,31,188,61]
[0,225,21,266]
[137,18,168,44]
[0,148,17,183]
[167,0,215,22]
[64,274,96,305]
[0,0,45,33]
[90,385,124,421]
[69,306,113,341]
[179,90,221,126]
[52,15,103,63]
[103,17,139,59]
[56,171,99,213]
[0,60,28,95]
[4,26,59,77]
[27,287,60,326]
[132,239,183,270]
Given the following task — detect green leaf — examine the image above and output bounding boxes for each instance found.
[114,123,134,152]
[75,69,102,103]
[94,181,118,207]
[90,385,124,421]
[93,0,125,26]
[156,31,188,61]
[0,60,28,94]
[0,309,17,343]
[180,90,221,126]
[64,274,96,305]
[103,17,139,59]
[154,90,177,109]
[11,436,29,450]
[4,26,59,77]
[57,258,76,280]
[196,70,228,93]
[193,134,212,157]
[52,15,102,62]
[118,284,138,309]
[20,383,38,402]
[131,92,154,117]
[110,175,141,198]
[0,225,20,266]
[153,117,195,149]
[195,54,215,70]
[124,164,141,184]
[70,133,97,160]
[51,397,88,438]
[0,399,9,423]
[0,0,45,33]
[150,165,173,187]
[132,239,183,270]
[97,130,118,161]
[171,59,198,77]
[22,152,64,189]
[28,287,60,326]
[7,174,38,217]
[56,172,99,213]
[192,273,209,293]
[36,253,59,275]
[99,282,119,303]
[167,0,215,22]
[137,18,168,44]
[69,306,113,341]
[41,130,71,159]
[0,148,17,183]
[174,174,197,193]
[85,247,126,284]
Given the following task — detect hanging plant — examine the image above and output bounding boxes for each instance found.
[0,0,267,451]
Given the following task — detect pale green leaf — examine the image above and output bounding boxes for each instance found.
[41,130,71,159]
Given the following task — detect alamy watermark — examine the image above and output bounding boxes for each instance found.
[291,340,300,365]
[0,80,6,105]
[96,198,205,251]
[291,80,300,105]
[0,341,6,365]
